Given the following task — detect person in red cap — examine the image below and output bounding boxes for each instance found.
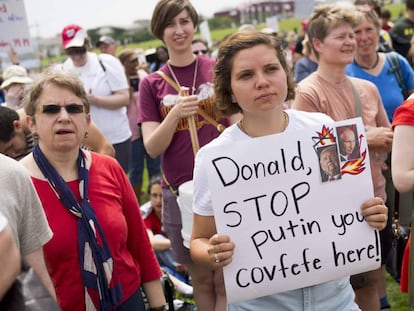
[61,24,131,173]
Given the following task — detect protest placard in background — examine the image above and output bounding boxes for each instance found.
[203,117,380,304]
[199,20,212,48]
[0,0,40,70]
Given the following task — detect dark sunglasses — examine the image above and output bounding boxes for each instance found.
[193,49,208,55]
[66,47,87,56]
[38,104,85,114]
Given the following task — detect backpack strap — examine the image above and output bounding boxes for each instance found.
[349,78,362,117]
[385,52,409,98]
[157,70,180,92]
[96,54,107,73]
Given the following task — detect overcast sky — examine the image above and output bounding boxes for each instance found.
[24,0,251,38]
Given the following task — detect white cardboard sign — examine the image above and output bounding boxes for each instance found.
[0,0,39,69]
[204,117,380,304]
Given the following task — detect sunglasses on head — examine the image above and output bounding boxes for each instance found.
[66,47,87,56]
[193,49,208,55]
[38,104,85,114]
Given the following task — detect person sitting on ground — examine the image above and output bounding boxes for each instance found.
[0,105,115,159]
[142,175,193,297]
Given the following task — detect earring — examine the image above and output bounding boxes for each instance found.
[231,95,237,103]
[84,132,88,139]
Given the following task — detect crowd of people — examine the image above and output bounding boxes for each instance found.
[0,0,413,310]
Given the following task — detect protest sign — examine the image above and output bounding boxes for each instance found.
[203,117,380,304]
[0,0,39,69]
[265,16,279,33]
[199,20,212,48]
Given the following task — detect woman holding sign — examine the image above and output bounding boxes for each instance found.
[190,30,388,310]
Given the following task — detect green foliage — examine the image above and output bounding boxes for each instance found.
[386,272,408,310]
[208,16,237,30]
[383,2,405,20]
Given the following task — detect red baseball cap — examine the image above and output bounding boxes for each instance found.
[61,24,87,49]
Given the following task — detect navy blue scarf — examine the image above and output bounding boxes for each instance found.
[33,145,122,310]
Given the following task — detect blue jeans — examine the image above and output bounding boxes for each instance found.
[114,138,131,173]
[129,138,161,186]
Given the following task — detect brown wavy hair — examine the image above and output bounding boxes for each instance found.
[214,31,296,116]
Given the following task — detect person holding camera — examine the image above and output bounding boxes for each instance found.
[118,48,161,202]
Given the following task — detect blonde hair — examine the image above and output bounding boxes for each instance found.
[307,4,356,59]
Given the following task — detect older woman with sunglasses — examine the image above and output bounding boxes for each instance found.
[61,24,131,173]
[192,38,210,58]
[20,69,167,311]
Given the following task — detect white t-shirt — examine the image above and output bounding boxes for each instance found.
[0,212,7,232]
[193,109,333,216]
[63,52,131,144]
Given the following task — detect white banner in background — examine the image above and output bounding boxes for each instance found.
[0,0,39,69]
[199,20,212,48]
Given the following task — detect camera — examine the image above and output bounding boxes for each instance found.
[130,76,139,92]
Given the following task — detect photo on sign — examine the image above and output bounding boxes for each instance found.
[336,124,361,162]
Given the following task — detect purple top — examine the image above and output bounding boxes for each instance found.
[139,57,226,188]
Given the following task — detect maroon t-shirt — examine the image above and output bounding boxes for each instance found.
[139,56,227,188]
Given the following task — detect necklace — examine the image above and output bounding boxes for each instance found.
[353,53,379,70]
[167,57,199,95]
[238,111,289,137]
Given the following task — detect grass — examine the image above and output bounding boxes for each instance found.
[386,272,408,310]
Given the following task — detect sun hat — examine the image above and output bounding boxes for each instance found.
[1,65,33,89]
[61,24,87,49]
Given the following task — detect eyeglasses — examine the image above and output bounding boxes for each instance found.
[150,193,163,199]
[66,47,87,56]
[38,104,85,115]
[193,49,208,55]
